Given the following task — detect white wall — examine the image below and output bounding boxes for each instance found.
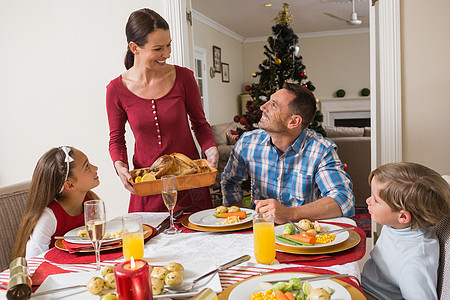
[243,33,370,99]
[0,0,167,220]
[192,18,244,125]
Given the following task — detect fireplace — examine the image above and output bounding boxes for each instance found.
[320,97,371,127]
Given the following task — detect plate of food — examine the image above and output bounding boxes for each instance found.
[32,261,222,299]
[64,220,123,244]
[275,219,350,249]
[188,207,255,228]
[228,272,351,300]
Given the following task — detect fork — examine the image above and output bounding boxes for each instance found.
[285,219,301,233]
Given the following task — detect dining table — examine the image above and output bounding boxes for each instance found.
[0,212,367,299]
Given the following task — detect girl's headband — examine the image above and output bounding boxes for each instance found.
[59,146,74,194]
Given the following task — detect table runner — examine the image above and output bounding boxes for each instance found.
[44,247,124,264]
[276,222,366,267]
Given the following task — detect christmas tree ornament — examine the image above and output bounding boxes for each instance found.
[245,85,251,91]
[274,58,281,65]
[233,115,240,123]
[252,72,257,78]
[239,117,248,125]
[300,72,306,77]
[274,3,293,26]
[290,45,300,57]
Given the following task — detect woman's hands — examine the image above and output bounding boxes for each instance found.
[205,146,219,168]
[114,160,136,194]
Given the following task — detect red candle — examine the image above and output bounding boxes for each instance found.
[114,258,153,300]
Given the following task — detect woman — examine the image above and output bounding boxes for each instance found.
[106,8,218,212]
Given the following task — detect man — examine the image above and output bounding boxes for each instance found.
[221,83,354,224]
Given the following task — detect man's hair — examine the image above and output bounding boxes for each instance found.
[283,82,317,129]
[369,162,450,229]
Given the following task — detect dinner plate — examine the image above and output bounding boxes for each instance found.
[275,229,361,255]
[181,215,253,232]
[55,225,154,253]
[32,261,222,299]
[219,272,366,300]
[228,272,351,299]
[275,223,350,249]
[64,220,123,244]
[189,208,255,227]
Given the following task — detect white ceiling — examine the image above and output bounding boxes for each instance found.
[191,0,370,39]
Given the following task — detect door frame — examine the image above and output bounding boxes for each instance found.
[194,46,210,121]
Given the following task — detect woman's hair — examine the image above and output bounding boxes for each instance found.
[283,82,317,129]
[11,147,75,258]
[124,8,169,70]
[369,162,450,229]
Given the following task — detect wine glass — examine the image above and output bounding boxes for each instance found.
[161,175,181,234]
[84,199,106,270]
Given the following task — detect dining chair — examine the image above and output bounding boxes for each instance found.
[0,181,30,272]
[436,213,450,300]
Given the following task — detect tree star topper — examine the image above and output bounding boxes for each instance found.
[274,3,294,26]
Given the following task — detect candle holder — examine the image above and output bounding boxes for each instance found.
[114,259,153,300]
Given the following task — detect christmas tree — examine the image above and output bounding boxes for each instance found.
[234,3,326,137]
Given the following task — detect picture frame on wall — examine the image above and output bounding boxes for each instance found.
[221,63,230,83]
[212,45,221,73]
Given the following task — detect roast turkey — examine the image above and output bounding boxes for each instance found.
[131,153,203,180]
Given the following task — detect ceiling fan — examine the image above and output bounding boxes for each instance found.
[324,0,363,25]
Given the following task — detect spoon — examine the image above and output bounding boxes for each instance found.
[165,254,251,293]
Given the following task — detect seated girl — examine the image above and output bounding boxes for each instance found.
[11,146,100,258]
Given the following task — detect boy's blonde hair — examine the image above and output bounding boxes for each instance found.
[369,162,450,229]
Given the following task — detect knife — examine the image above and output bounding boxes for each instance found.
[265,273,349,284]
[155,210,184,236]
[55,236,117,241]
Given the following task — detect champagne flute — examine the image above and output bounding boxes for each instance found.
[161,175,180,235]
[84,199,106,270]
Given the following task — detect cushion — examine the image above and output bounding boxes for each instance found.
[324,126,364,138]
[211,123,233,145]
[364,127,371,137]
[226,132,238,145]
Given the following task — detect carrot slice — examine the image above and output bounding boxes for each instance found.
[285,292,296,300]
[274,290,289,300]
[216,211,247,219]
[300,231,316,238]
[283,233,316,245]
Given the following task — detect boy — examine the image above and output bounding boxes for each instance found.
[362,162,450,300]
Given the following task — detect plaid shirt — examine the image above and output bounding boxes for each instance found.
[221,129,355,217]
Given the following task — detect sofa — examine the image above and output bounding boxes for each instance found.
[210,122,371,208]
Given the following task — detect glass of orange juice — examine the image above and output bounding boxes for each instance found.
[253,213,276,264]
[122,214,144,260]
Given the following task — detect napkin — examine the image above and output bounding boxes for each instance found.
[30,261,74,286]
[276,222,366,267]
[62,240,122,254]
[268,266,365,295]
